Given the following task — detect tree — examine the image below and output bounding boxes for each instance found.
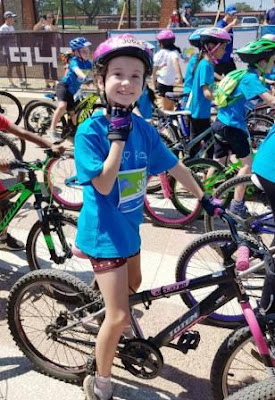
[179,0,216,14]
[72,0,114,23]
[235,2,254,12]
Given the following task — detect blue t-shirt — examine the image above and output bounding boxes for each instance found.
[216,19,233,63]
[217,70,268,131]
[252,125,275,183]
[62,56,92,95]
[183,53,198,95]
[74,111,178,258]
[266,7,275,24]
[188,58,214,119]
[136,87,154,119]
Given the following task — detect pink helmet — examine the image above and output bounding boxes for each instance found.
[200,27,231,44]
[93,34,153,75]
[156,29,175,42]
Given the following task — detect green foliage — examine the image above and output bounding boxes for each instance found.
[179,0,216,14]
[235,2,254,12]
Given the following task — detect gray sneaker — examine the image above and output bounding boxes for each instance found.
[83,375,113,400]
[228,200,249,219]
[0,233,25,251]
[48,130,62,144]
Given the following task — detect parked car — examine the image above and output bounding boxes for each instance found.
[190,17,199,27]
[241,17,259,27]
[199,17,213,25]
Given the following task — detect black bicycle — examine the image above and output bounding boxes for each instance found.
[6,211,275,399]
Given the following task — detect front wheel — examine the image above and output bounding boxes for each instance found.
[26,213,94,285]
[175,230,262,328]
[210,324,275,399]
[24,101,66,135]
[7,270,102,383]
[225,379,275,400]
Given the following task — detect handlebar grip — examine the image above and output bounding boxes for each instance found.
[236,245,250,271]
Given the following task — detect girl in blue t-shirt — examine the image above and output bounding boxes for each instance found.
[187,27,231,158]
[74,34,220,400]
[48,36,92,143]
[212,38,275,218]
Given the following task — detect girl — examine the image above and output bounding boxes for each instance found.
[153,29,183,110]
[212,37,275,218]
[74,34,221,400]
[187,27,231,158]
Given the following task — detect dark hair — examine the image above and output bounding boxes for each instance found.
[161,39,182,55]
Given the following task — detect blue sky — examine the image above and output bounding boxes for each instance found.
[205,0,273,11]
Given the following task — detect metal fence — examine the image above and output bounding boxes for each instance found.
[0,31,107,89]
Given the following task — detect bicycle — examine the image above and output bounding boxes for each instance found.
[0,132,24,191]
[23,86,99,141]
[6,211,275,399]
[224,379,275,400]
[0,149,93,283]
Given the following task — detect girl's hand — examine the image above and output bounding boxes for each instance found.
[108,107,132,142]
[51,144,66,154]
[0,158,11,173]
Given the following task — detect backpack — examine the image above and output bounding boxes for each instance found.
[214,68,247,108]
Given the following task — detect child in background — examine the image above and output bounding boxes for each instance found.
[48,37,92,143]
[182,28,205,109]
[212,37,275,218]
[187,27,231,158]
[74,34,221,400]
[153,29,183,110]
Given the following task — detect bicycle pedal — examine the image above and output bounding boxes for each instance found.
[86,356,96,375]
[177,330,200,354]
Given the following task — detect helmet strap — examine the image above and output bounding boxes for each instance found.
[255,59,270,85]
[204,43,221,64]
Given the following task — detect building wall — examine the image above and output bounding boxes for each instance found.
[159,0,178,28]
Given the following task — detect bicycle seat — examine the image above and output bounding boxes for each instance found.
[72,244,89,259]
[165,92,185,101]
[251,174,264,191]
[44,93,56,100]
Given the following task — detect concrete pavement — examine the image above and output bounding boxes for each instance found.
[0,109,231,400]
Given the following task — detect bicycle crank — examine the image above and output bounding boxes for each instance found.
[119,338,163,379]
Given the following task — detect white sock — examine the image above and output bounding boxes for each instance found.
[94,374,113,400]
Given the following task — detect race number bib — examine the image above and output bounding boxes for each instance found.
[117,167,147,213]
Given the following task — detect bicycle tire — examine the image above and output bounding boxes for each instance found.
[171,158,225,216]
[0,133,24,190]
[0,91,23,125]
[7,269,102,383]
[210,324,275,399]
[147,134,177,195]
[144,172,202,228]
[175,230,262,328]
[24,101,66,136]
[4,133,26,157]
[23,99,39,116]
[247,115,273,138]
[26,213,94,285]
[45,155,83,211]
[225,379,275,400]
[204,175,270,233]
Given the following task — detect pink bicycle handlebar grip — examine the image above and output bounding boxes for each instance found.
[236,245,250,271]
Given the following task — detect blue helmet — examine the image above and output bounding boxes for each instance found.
[189,28,205,48]
[184,3,191,8]
[70,37,92,51]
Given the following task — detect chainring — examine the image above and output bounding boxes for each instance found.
[120,338,163,379]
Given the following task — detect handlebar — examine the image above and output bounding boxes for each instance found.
[215,209,250,271]
[8,148,68,172]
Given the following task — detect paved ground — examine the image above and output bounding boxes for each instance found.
[0,94,231,400]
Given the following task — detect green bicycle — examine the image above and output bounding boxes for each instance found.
[0,149,93,284]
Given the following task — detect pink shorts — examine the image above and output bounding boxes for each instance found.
[89,251,140,273]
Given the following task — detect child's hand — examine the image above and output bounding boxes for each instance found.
[51,144,66,154]
[0,158,11,173]
[108,107,132,142]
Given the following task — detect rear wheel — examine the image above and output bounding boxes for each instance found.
[0,91,23,125]
[24,101,66,136]
[7,270,102,383]
[225,379,275,400]
[45,155,83,211]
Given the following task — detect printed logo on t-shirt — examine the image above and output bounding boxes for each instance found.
[117,167,147,213]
